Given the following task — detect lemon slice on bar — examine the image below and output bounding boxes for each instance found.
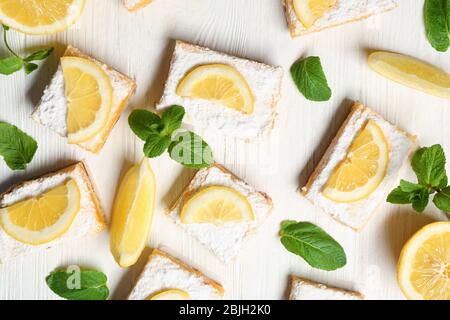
[293,0,337,28]
[398,222,450,300]
[180,186,254,225]
[322,121,389,202]
[0,179,80,245]
[147,289,191,300]
[176,64,254,114]
[110,159,156,268]
[61,57,113,144]
[0,0,86,35]
[368,51,450,99]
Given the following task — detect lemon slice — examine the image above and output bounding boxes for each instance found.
[110,159,156,268]
[61,57,113,144]
[322,121,389,202]
[0,179,80,245]
[147,289,191,300]
[398,222,450,300]
[293,0,337,28]
[368,51,450,99]
[180,186,254,225]
[176,64,254,114]
[0,0,86,35]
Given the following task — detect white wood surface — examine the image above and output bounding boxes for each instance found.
[0,0,449,300]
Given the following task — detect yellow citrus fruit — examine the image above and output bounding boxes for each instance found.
[323,120,389,202]
[398,222,450,300]
[293,0,337,28]
[147,289,191,300]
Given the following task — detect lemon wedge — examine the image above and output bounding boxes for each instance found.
[0,179,80,245]
[322,121,389,202]
[147,289,191,300]
[180,186,254,225]
[110,159,156,268]
[368,51,450,99]
[61,57,113,144]
[293,0,336,28]
[398,222,450,300]
[0,0,86,35]
[176,64,254,114]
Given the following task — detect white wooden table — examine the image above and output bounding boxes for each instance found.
[0,0,449,300]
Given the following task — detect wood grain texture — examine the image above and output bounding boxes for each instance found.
[0,0,448,300]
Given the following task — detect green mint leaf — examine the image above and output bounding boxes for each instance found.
[387,186,413,204]
[411,189,430,213]
[0,56,23,75]
[23,47,54,62]
[399,179,425,193]
[160,105,185,136]
[128,109,162,141]
[433,186,450,213]
[279,221,346,271]
[24,62,38,74]
[46,268,109,300]
[143,133,171,158]
[412,145,447,188]
[290,56,332,102]
[168,131,214,169]
[424,0,449,52]
[0,122,37,170]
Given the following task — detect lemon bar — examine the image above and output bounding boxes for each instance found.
[167,163,273,263]
[301,102,416,231]
[0,162,105,264]
[128,249,224,300]
[123,0,153,12]
[33,45,137,154]
[289,276,364,300]
[157,41,283,140]
[283,0,397,37]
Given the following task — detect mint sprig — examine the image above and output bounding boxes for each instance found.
[0,24,54,75]
[279,220,346,271]
[290,56,332,102]
[424,0,449,52]
[129,105,214,169]
[387,144,450,214]
[0,122,37,170]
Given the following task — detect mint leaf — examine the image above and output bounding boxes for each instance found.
[411,189,430,213]
[0,122,37,170]
[143,133,171,158]
[412,145,447,188]
[424,0,449,52]
[0,56,23,75]
[433,186,450,213]
[279,221,346,271]
[290,56,331,102]
[168,131,214,169]
[24,62,38,74]
[24,48,54,62]
[399,179,425,193]
[160,105,185,136]
[387,186,412,204]
[128,109,161,141]
[46,268,109,300]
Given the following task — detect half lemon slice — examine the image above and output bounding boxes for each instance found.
[368,51,450,99]
[147,289,191,300]
[293,0,337,28]
[322,120,389,202]
[176,64,254,114]
[180,186,254,225]
[61,57,113,144]
[398,222,450,300]
[0,0,86,35]
[110,159,156,268]
[0,179,80,245]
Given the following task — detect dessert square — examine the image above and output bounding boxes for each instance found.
[128,249,224,300]
[167,163,273,263]
[289,276,364,300]
[283,0,397,37]
[33,45,137,153]
[157,40,283,140]
[301,102,416,231]
[0,162,105,263]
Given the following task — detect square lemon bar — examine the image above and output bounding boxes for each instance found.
[289,276,364,300]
